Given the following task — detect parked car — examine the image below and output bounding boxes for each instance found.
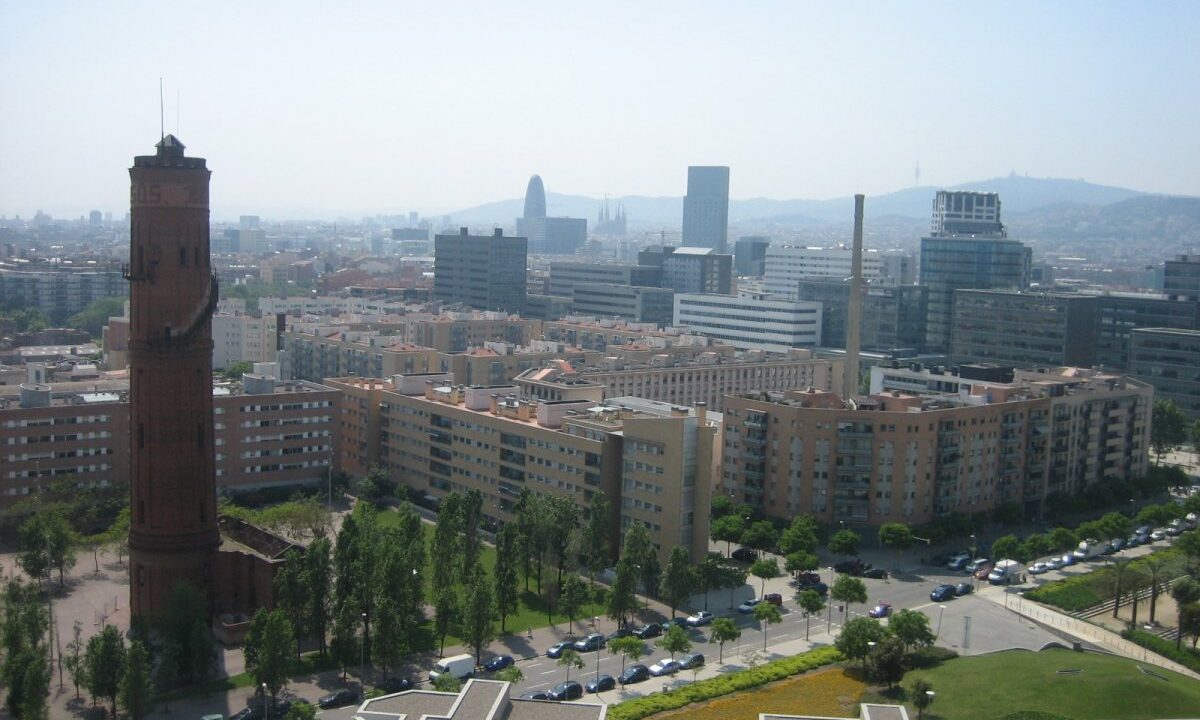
[972,562,995,580]
[484,655,514,672]
[835,558,870,576]
[966,558,990,574]
[607,627,633,641]
[1060,553,1078,567]
[668,617,690,629]
[633,623,662,639]
[731,547,758,563]
[686,610,714,626]
[868,602,892,618]
[795,571,822,585]
[1136,525,1153,536]
[648,658,681,676]
[764,593,783,606]
[679,652,705,669]
[1045,556,1064,570]
[737,598,762,613]
[1109,537,1126,552]
[548,681,583,701]
[619,664,650,684]
[318,689,358,709]
[547,642,572,658]
[229,708,263,720]
[574,633,606,652]
[1151,529,1167,541]
[376,676,413,693]
[862,567,889,580]
[1126,535,1143,548]
[947,552,971,570]
[954,582,973,596]
[930,584,956,602]
[521,691,550,700]
[797,581,828,596]
[1027,562,1050,575]
[1165,524,1183,537]
[586,675,616,693]
[988,559,1023,585]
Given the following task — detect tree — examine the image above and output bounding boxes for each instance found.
[989,534,1020,562]
[867,635,907,689]
[286,702,318,720]
[17,508,77,586]
[1152,398,1188,463]
[1180,603,1200,650]
[1141,555,1170,625]
[1174,529,1200,572]
[188,621,217,690]
[606,560,638,629]
[557,648,583,682]
[245,609,295,704]
[749,557,781,597]
[711,514,746,557]
[496,666,525,684]
[463,569,496,668]
[710,617,741,662]
[753,600,783,650]
[5,646,50,720]
[273,548,308,661]
[545,495,581,595]
[888,609,935,652]
[154,641,180,711]
[583,491,613,580]
[608,635,645,674]
[831,575,868,623]
[660,547,697,617]
[1049,526,1078,552]
[64,620,85,699]
[779,516,820,556]
[329,604,360,681]
[1109,558,1137,618]
[1020,533,1053,563]
[67,296,126,337]
[740,520,779,553]
[559,574,588,633]
[221,360,254,380]
[84,625,126,718]
[878,523,913,554]
[304,537,333,655]
[621,522,658,598]
[371,597,404,677]
[710,494,735,519]
[494,523,521,633]
[119,640,155,720]
[695,553,726,611]
[461,489,485,576]
[797,589,825,640]
[434,587,459,657]
[657,623,692,659]
[834,617,888,669]
[911,678,935,720]
[432,673,462,693]
[1191,418,1200,452]
[1172,578,1200,650]
[828,528,861,558]
[785,550,819,578]
[431,493,464,597]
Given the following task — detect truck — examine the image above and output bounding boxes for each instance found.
[1072,539,1109,561]
[987,559,1022,585]
[430,653,475,681]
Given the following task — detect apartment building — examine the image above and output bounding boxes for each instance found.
[363,375,719,564]
[212,312,279,370]
[0,259,126,321]
[722,367,1150,525]
[1092,292,1199,371]
[515,348,840,411]
[540,318,715,352]
[674,290,822,352]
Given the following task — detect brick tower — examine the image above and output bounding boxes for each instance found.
[126,136,220,616]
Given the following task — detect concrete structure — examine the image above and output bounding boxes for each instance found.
[844,194,865,401]
[763,246,911,296]
[724,366,1151,524]
[541,217,587,255]
[570,283,675,326]
[359,375,719,564]
[539,317,712,351]
[1093,292,1200,371]
[1164,254,1200,302]
[0,258,126,322]
[547,262,661,298]
[433,228,527,313]
[357,678,605,720]
[734,236,770,276]
[930,190,1003,236]
[682,166,730,252]
[950,289,1098,368]
[674,290,822,352]
[641,245,734,295]
[1129,327,1200,420]
[523,293,573,321]
[125,136,221,616]
[793,280,928,352]
[212,311,278,369]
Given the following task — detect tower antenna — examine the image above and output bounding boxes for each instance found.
[159,78,164,140]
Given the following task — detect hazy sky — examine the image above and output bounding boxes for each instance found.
[2,1,1198,220]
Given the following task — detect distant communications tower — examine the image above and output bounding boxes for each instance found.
[915,160,921,188]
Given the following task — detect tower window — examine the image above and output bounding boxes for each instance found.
[138,500,145,524]
[180,247,187,266]
[138,423,144,449]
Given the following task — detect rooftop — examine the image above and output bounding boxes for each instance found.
[358,679,605,720]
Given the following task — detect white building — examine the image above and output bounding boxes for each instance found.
[673,290,821,352]
[763,246,910,297]
[212,313,278,369]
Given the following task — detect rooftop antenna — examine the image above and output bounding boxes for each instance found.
[159,77,164,140]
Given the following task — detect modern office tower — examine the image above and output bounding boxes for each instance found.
[919,191,1030,352]
[674,290,822,352]
[950,290,1098,368]
[723,367,1150,524]
[681,166,730,252]
[126,136,220,616]
[547,262,661,297]
[762,246,910,296]
[734,236,770,276]
[519,175,547,252]
[570,283,675,326]
[1164,255,1200,302]
[1093,293,1200,370]
[639,246,733,295]
[1129,328,1200,420]
[433,228,527,313]
[541,217,587,255]
[793,280,928,352]
[238,215,266,255]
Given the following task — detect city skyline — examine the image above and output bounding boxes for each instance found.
[2,2,1198,219]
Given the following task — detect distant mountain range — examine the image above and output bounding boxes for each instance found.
[449,174,1181,227]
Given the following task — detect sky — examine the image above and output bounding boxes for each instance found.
[1,1,1198,220]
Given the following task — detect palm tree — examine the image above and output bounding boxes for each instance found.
[1110,559,1136,618]
[1141,556,1169,625]
[1126,569,1147,628]
[1171,578,1200,650]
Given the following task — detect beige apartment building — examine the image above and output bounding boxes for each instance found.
[347,374,718,564]
[722,368,1150,526]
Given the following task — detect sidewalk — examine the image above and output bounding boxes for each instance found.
[988,588,1200,681]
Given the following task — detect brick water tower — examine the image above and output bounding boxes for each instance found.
[126,136,220,616]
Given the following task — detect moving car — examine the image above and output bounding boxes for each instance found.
[797,581,828,596]
[632,623,662,639]
[484,655,514,672]
[972,563,995,580]
[764,593,783,606]
[930,584,956,602]
[835,558,870,576]
[862,567,889,580]
[618,664,650,684]
[546,642,572,658]
[966,558,990,574]
[586,675,616,693]
[376,677,413,693]
[737,598,762,613]
[795,571,822,585]
[679,652,705,669]
[668,616,690,629]
[868,602,892,618]
[574,633,605,652]
[686,610,714,626]
[548,681,583,701]
[954,582,973,596]
[520,691,550,700]
[731,547,758,563]
[318,689,358,709]
[648,657,681,676]
[229,708,263,720]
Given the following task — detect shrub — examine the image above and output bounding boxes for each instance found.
[1120,628,1200,674]
[905,645,958,669]
[1024,575,1104,612]
[1000,713,1075,720]
[605,646,843,720]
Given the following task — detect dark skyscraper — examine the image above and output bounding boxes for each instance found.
[434,227,527,313]
[126,136,220,616]
[682,166,730,252]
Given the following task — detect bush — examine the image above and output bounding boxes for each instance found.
[1024,575,1105,612]
[605,646,843,720]
[1120,628,1200,674]
[1001,713,1075,720]
[905,645,958,669]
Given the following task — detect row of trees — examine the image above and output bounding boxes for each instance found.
[1151,397,1200,464]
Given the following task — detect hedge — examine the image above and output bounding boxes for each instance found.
[1120,628,1200,674]
[605,646,844,720]
[1001,713,1074,720]
[1024,541,1192,613]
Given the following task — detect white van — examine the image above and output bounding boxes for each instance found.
[430,653,475,681]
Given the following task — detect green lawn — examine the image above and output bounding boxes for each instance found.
[898,648,1200,720]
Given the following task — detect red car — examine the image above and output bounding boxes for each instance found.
[868,602,892,618]
[972,563,994,580]
[764,593,783,606]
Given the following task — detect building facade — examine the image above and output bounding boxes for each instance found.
[653,246,734,295]
[1093,293,1200,371]
[1164,254,1200,302]
[433,228,527,313]
[1129,327,1200,420]
[547,262,661,298]
[734,237,770,276]
[681,166,730,252]
[793,280,928,352]
[212,312,278,370]
[763,246,911,296]
[950,290,1097,368]
[570,284,675,326]
[674,290,822,352]
[0,259,126,323]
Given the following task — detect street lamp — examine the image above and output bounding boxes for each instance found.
[969,534,976,560]
[361,612,368,692]
[262,683,269,720]
[936,604,947,638]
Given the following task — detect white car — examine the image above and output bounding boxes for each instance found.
[1150,530,1167,541]
[686,611,714,626]
[648,658,681,677]
[1027,562,1050,575]
[1045,557,1064,570]
[736,598,762,614]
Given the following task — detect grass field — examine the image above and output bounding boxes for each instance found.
[897,648,1200,720]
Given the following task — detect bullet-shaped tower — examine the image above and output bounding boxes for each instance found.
[126,136,220,616]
